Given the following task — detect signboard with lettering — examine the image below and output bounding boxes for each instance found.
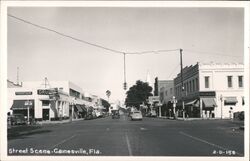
[24,100,33,106]
[37,89,52,95]
[148,96,160,103]
[199,91,216,97]
[15,91,33,95]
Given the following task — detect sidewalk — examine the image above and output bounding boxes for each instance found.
[157,116,244,130]
[37,118,85,125]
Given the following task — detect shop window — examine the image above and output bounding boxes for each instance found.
[42,100,50,106]
[227,76,233,88]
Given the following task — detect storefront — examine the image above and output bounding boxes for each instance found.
[176,91,217,118]
[11,99,35,119]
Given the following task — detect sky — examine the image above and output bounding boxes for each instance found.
[7,7,244,102]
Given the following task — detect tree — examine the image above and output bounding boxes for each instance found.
[101,98,110,112]
[125,80,153,109]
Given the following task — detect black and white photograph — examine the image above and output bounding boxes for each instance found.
[0,1,249,161]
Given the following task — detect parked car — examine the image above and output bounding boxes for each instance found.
[8,114,27,125]
[146,110,157,117]
[238,111,244,120]
[130,111,143,121]
[150,110,157,117]
[85,113,93,120]
[95,111,103,118]
[112,110,120,119]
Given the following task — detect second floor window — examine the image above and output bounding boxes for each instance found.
[205,76,209,88]
[227,76,233,88]
[238,76,243,88]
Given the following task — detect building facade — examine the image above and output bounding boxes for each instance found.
[174,62,244,119]
[154,78,174,117]
[8,81,107,122]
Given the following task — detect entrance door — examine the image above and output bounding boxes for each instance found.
[42,109,50,120]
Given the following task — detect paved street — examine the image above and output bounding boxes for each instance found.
[8,115,244,156]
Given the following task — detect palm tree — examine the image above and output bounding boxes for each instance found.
[106,90,111,102]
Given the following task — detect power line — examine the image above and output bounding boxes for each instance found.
[8,14,124,54]
[8,14,180,56]
[167,64,180,79]
[126,49,179,55]
[184,49,243,58]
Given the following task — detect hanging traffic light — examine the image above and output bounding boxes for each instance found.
[123,82,127,90]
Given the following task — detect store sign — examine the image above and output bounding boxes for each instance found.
[24,100,33,106]
[37,89,52,95]
[199,91,216,97]
[15,91,33,95]
[148,96,160,103]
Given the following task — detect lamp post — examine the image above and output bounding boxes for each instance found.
[180,49,185,119]
[25,100,32,125]
[220,95,223,119]
[171,96,177,119]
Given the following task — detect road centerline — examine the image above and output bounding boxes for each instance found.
[125,132,133,156]
[179,131,243,156]
[50,134,76,150]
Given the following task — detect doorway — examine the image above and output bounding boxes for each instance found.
[42,109,50,120]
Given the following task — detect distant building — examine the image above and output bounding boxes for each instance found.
[153,78,174,117]
[7,80,22,88]
[174,62,244,119]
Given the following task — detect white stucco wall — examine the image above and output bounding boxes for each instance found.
[199,63,244,118]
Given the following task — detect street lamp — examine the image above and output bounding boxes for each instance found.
[180,49,185,119]
[25,100,32,125]
[220,95,223,119]
[171,96,177,119]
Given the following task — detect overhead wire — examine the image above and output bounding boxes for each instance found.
[9,14,243,91]
[8,14,242,59]
[184,49,243,58]
[8,14,124,54]
[126,49,180,55]
[167,64,180,79]
[8,14,181,56]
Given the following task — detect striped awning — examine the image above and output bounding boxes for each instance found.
[75,105,83,112]
[80,105,87,112]
[185,99,198,106]
[201,98,217,108]
[224,97,238,105]
[11,100,34,110]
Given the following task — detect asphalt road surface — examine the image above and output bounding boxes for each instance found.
[8,114,244,156]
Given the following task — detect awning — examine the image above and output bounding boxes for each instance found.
[224,97,238,105]
[80,105,87,112]
[75,104,83,112]
[201,98,217,108]
[185,99,198,106]
[11,100,34,110]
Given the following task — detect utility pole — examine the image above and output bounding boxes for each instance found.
[180,49,185,119]
[220,95,223,119]
[17,67,19,85]
[123,53,127,90]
